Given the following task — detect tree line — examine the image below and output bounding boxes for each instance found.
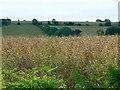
[32,19,82,36]
[1,18,120,36]
[32,18,113,26]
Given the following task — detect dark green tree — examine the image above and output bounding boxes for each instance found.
[32,19,39,26]
[48,21,51,25]
[104,19,112,26]
[17,20,21,25]
[55,27,72,36]
[96,19,102,22]
[17,22,21,25]
[52,19,58,25]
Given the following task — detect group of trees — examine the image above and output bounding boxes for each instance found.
[32,19,120,36]
[32,18,113,27]
[1,18,25,26]
[32,19,82,37]
[2,18,120,36]
[105,26,120,35]
[97,19,112,26]
[32,19,42,26]
[32,19,87,26]
[47,19,59,25]
[1,18,11,26]
[42,26,82,37]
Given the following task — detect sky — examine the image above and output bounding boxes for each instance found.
[0,0,120,21]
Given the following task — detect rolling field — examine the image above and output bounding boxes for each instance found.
[2,24,46,36]
[2,21,120,88]
[53,26,108,35]
[2,21,116,36]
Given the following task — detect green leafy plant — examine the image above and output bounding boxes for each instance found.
[2,66,66,89]
[70,69,92,88]
[107,66,120,88]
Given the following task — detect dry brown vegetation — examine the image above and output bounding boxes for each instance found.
[2,36,119,80]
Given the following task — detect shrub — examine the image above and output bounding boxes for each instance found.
[97,30,104,36]
[17,22,21,25]
[105,26,120,35]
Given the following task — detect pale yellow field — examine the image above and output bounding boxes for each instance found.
[2,36,119,79]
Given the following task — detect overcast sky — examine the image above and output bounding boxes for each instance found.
[0,0,119,21]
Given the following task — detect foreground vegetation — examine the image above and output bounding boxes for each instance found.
[2,35,119,88]
[2,65,120,89]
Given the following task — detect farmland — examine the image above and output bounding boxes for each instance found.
[2,35,120,88]
[2,21,117,36]
[1,20,120,88]
[2,24,46,36]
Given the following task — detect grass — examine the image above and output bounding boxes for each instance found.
[2,24,46,36]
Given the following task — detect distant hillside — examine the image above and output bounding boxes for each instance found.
[2,21,118,36]
[2,23,46,36]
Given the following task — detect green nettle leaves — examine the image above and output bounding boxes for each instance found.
[2,65,120,89]
[2,66,66,89]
